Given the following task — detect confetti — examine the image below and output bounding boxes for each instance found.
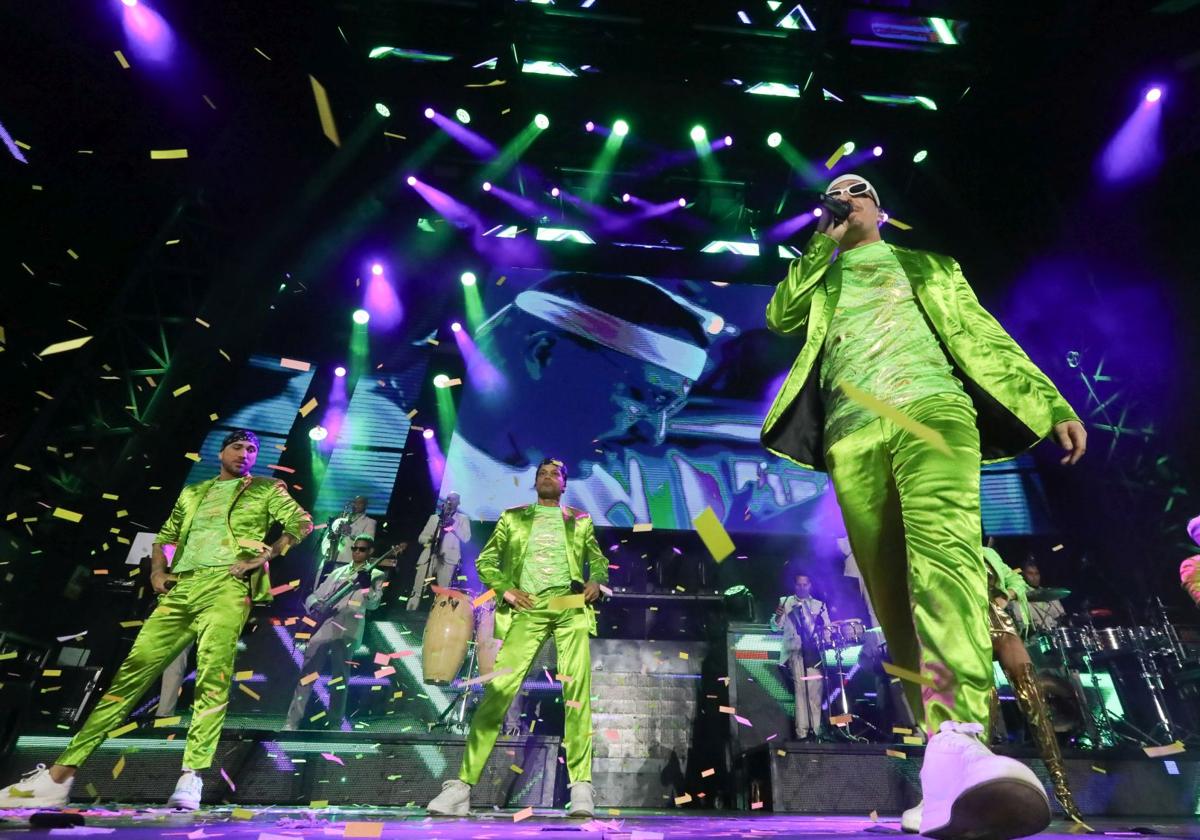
[892,726,913,735]
[184,453,201,462]
[238,683,261,701]
[692,506,735,562]
[280,357,312,372]
[903,735,924,746]
[510,764,524,774]
[172,384,191,397]
[113,50,130,68]
[512,807,534,823]
[701,768,716,778]
[882,661,936,688]
[824,144,848,170]
[309,800,329,809]
[884,217,913,231]
[830,713,853,726]
[1143,741,1185,758]
[235,670,254,681]
[220,768,236,791]
[150,149,189,160]
[734,714,753,727]
[1091,765,1106,774]
[52,507,83,523]
[231,808,256,820]
[374,666,396,679]
[547,593,585,610]
[39,336,93,356]
[299,397,319,417]
[473,589,496,607]
[107,721,137,739]
[632,522,653,532]
[838,381,951,455]
[197,701,228,719]
[154,716,181,728]
[564,699,582,709]
[674,793,692,805]
[321,752,345,766]
[750,801,764,810]
[678,651,689,660]
[309,75,341,147]
[112,756,125,779]
[886,749,907,759]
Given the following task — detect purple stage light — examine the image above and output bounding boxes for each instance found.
[334,366,346,378]
[813,207,823,217]
[370,263,383,276]
[621,193,631,203]
[451,322,462,333]
[121,1,175,63]
[677,197,687,207]
[551,187,560,197]
[424,107,435,119]
[1145,86,1162,103]
[585,121,595,132]
[482,181,492,191]
[724,135,733,146]
[872,145,883,157]
[122,0,137,6]
[406,175,417,186]
[422,428,435,440]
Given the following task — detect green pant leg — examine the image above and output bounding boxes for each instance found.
[458,607,551,785]
[552,607,593,784]
[181,572,250,770]
[827,421,926,732]
[889,393,991,733]
[56,584,197,767]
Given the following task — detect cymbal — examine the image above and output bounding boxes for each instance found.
[1028,587,1071,602]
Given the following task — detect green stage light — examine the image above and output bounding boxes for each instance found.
[352,309,370,325]
[767,131,783,148]
[913,149,929,163]
[690,125,707,142]
[842,141,856,154]
[433,374,451,389]
[460,271,477,286]
[455,108,471,124]
[534,113,550,130]
[374,103,391,118]
[612,119,629,137]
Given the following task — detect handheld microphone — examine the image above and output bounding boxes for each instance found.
[818,193,853,222]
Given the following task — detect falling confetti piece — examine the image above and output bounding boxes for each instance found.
[719,705,736,714]
[903,735,924,746]
[701,768,716,778]
[824,144,847,170]
[300,672,319,686]
[548,593,585,610]
[154,716,181,728]
[884,217,913,231]
[693,506,735,562]
[1143,741,1185,758]
[114,50,130,68]
[674,793,692,805]
[473,588,496,607]
[238,683,261,701]
[202,95,216,110]
[322,752,345,766]
[150,149,189,160]
[52,507,83,523]
[39,336,93,356]
[309,799,329,808]
[280,357,312,372]
[830,713,853,726]
[299,398,318,417]
[1091,765,1106,774]
[112,756,125,779]
[253,47,272,61]
[750,801,764,810]
[374,666,396,679]
[512,807,534,823]
[510,764,524,774]
[231,808,256,820]
[892,726,913,734]
[882,661,937,687]
[839,381,951,454]
[14,463,31,471]
[564,699,582,709]
[886,749,907,759]
[632,522,653,532]
[172,384,191,397]
[220,768,236,791]
[309,75,341,147]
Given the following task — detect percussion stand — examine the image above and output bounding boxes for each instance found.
[824,632,873,743]
[430,641,481,734]
[1078,611,1164,747]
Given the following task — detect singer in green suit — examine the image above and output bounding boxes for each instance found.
[761,175,1087,839]
[427,458,608,818]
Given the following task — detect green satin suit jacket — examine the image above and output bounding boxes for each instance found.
[155,475,314,603]
[477,503,610,640]
[761,233,1079,472]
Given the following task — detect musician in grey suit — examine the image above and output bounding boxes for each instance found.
[771,571,831,741]
[406,492,472,610]
[283,534,386,730]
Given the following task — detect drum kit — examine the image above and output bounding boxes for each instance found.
[1026,589,1198,748]
[420,588,503,731]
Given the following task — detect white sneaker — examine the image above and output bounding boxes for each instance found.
[567,781,594,817]
[0,765,72,808]
[901,799,922,833]
[166,771,203,810]
[919,721,1049,840]
[427,779,470,816]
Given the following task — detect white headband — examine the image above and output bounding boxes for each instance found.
[827,173,881,207]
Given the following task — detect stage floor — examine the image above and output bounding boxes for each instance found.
[0,807,1197,840]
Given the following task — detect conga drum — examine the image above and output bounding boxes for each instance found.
[422,589,474,684]
[474,601,503,677]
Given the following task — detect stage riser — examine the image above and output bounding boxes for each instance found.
[5,736,560,807]
[747,746,1200,817]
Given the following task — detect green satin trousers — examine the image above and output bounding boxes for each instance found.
[826,392,992,735]
[57,567,250,770]
[458,589,593,785]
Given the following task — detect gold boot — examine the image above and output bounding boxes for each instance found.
[1010,662,1083,823]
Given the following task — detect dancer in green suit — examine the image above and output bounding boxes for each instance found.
[761,175,1087,840]
[427,458,608,818]
[0,430,312,811]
